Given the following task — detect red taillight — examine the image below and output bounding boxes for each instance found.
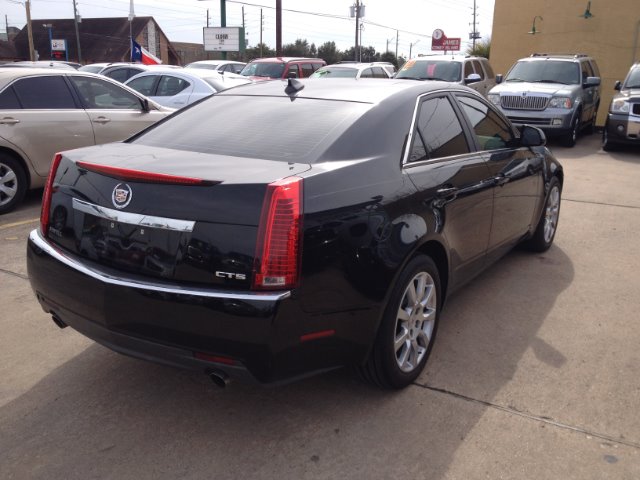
[40,153,63,237]
[76,162,210,185]
[253,176,303,290]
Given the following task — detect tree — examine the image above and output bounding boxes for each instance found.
[243,43,275,61]
[317,41,341,65]
[466,37,491,59]
[283,39,311,57]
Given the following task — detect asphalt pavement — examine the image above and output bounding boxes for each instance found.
[1,134,639,479]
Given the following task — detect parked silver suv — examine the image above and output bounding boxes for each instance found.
[488,53,601,147]
[396,54,496,97]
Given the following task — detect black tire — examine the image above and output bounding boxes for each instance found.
[562,114,580,147]
[358,255,441,389]
[586,105,598,135]
[0,154,27,215]
[602,124,617,152]
[524,177,561,252]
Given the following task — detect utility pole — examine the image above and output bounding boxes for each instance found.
[220,0,227,60]
[353,0,360,61]
[241,6,245,60]
[395,30,399,60]
[5,15,9,40]
[472,0,477,50]
[72,0,82,63]
[25,0,35,61]
[206,9,210,27]
[259,8,263,57]
[275,0,282,57]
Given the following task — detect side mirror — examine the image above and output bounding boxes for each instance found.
[465,73,482,84]
[140,98,150,112]
[584,76,601,87]
[614,80,622,91]
[520,125,546,147]
[495,74,503,84]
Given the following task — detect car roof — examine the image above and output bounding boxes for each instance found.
[218,77,476,104]
[409,55,482,62]
[0,61,76,70]
[187,60,244,65]
[248,57,324,64]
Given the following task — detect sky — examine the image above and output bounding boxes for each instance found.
[3,0,495,58]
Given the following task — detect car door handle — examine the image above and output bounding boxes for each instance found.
[436,187,459,200]
[0,117,20,125]
[92,116,111,124]
[493,174,509,186]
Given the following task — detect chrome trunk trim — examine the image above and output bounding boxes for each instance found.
[72,198,196,233]
[29,229,291,302]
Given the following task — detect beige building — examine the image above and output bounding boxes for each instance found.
[491,0,640,125]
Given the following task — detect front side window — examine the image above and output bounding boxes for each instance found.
[360,68,374,78]
[70,76,142,110]
[127,75,158,96]
[156,76,190,96]
[408,95,469,163]
[472,61,486,80]
[300,63,314,78]
[105,68,130,83]
[464,62,474,78]
[12,76,76,109]
[286,65,299,78]
[456,94,515,151]
[624,67,640,88]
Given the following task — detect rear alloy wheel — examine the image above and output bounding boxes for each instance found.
[0,155,27,214]
[524,177,561,252]
[563,115,580,147]
[359,255,440,389]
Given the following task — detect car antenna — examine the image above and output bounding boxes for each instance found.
[285,78,305,95]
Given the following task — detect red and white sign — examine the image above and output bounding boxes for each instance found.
[431,29,461,51]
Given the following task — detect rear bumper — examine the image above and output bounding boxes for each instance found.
[27,229,358,384]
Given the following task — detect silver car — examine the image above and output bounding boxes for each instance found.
[125,69,251,109]
[0,69,172,213]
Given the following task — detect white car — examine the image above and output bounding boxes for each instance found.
[125,69,251,109]
[310,62,394,79]
[185,60,246,74]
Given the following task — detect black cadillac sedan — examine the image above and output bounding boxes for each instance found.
[27,79,563,389]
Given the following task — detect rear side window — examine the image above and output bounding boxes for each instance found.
[133,95,371,163]
[372,67,388,78]
[408,95,469,162]
[12,76,76,109]
[156,76,190,96]
[0,87,21,109]
[70,76,142,110]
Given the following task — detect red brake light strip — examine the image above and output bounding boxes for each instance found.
[77,161,212,185]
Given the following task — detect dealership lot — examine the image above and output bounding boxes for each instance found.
[1,135,639,479]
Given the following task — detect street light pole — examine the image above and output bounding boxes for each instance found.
[25,0,35,61]
[43,23,53,59]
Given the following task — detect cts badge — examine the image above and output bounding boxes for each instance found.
[112,183,133,209]
[216,271,247,280]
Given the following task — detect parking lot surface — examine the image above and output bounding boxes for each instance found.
[1,135,639,479]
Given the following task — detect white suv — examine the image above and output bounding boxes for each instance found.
[395,55,497,97]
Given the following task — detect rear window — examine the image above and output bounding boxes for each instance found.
[132,95,371,163]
